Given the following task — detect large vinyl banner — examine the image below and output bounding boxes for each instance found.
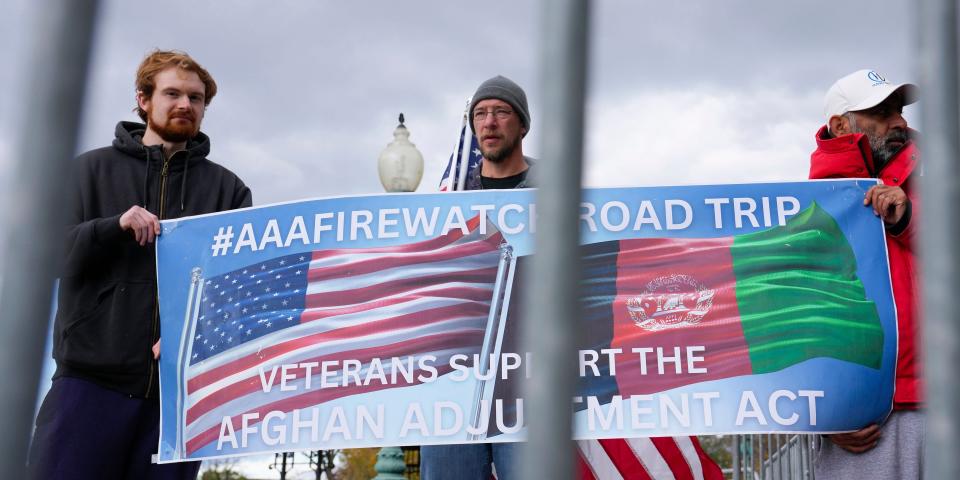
[155,180,896,462]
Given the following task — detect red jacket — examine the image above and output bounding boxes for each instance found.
[809,125,921,408]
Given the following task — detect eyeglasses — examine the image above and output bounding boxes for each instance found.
[473,107,514,122]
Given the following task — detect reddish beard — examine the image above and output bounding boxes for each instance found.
[148,108,200,143]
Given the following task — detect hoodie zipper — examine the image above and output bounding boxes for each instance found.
[145,150,171,398]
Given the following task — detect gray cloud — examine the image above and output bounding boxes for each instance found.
[1,0,916,205]
[589,0,914,96]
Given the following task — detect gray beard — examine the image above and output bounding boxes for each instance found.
[867,130,908,170]
[480,135,519,164]
[850,122,908,170]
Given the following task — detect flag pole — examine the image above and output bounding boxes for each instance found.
[454,98,474,191]
[0,0,99,474]
[520,0,589,477]
[445,122,462,192]
[919,0,959,477]
[469,244,514,440]
[174,268,204,460]
[475,246,517,440]
[444,99,471,192]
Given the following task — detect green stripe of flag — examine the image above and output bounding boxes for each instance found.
[730,202,884,373]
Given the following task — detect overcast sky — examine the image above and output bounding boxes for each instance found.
[0,0,917,206]
[1,0,918,477]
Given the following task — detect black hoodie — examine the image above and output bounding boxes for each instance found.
[53,121,252,398]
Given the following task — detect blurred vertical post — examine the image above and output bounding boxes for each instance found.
[520,0,589,477]
[0,0,99,473]
[919,0,959,478]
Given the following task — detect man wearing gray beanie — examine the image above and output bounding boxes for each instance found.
[420,75,535,480]
[469,75,531,137]
[460,75,535,190]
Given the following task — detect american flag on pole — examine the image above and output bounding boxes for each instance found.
[439,99,482,191]
[576,437,724,480]
[176,216,507,456]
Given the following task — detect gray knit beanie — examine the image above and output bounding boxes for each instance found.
[468,75,530,137]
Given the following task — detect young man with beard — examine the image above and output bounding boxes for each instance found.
[809,69,922,479]
[28,50,251,480]
[420,75,533,480]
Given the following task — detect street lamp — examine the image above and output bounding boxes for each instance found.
[374,114,423,480]
[377,113,424,193]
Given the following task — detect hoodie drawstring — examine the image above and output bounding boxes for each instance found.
[180,155,189,212]
[142,147,152,209]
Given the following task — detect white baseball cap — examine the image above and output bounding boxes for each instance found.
[824,69,917,123]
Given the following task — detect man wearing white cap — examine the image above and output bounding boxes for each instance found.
[809,69,922,479]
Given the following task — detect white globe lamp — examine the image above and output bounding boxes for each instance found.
[377,113,424,192]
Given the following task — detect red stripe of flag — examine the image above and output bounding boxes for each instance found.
[186,329,483,424]
[305,267,499,308]
[599,438,653,480]
[649,437,694,480]
[307,234,502,282]
[299,286,494,322]
[691,436,724,479]
[187,301,490,392]
[576,448,598,480]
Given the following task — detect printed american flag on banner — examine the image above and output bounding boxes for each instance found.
[576,437,724,480]
[180,216,505,455]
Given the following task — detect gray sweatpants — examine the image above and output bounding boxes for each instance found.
[814,410,924,480]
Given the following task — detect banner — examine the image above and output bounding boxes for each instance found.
[155,180,896,462]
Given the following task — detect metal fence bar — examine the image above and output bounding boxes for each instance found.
[767,435,771,479]
[761,435,766,480]
[919,0,960,478]
[519,0,589,478]
[773,435,779,479]
[802,436,807,478]
[741,435,747,478]
[780,435,785,479]
[773,435,780,480]
[759,434,765,479]
[777,435,784,479]
[0,0,99,475]
[784,434,792,478]
[730,434,816,479]
[732,435,743,480]
[801,436,808,479]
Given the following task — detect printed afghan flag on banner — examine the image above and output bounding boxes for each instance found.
[577,202,883,401]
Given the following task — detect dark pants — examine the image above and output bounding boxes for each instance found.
[28,376,200,480]
[420,443,518,480]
